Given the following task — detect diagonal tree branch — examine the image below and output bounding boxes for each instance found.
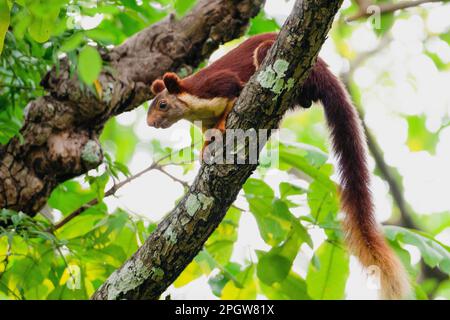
[92,0,343,301]
[0,0,264,217]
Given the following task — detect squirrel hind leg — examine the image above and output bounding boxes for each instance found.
[215,99,236,132]
[201,99,236,162]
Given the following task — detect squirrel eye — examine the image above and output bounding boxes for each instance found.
[159,100,168,110]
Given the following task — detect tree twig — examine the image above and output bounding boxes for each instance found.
[49,143,195,232]
[154,166,190,189]
[49,163,157,232]
[348,0,443,21]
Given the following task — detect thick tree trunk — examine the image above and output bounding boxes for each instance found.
[92,0,343,300]
[0,0,263,215]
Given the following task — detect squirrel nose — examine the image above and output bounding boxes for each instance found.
[148,119,161,128]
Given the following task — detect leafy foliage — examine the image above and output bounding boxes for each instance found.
[0,0,196,144]
[306,241,349,299]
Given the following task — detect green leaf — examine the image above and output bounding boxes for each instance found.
[205,207,241,265]
[385,226,450,275]
[435,280,450,299]
[406,115,439,154]
[113,161,131,177]
[244,178,310,247]
[86,172,109,202]
[0,0,10,55]
[425,51,450,71]
[413,283,429,300]
[8,243,55,293]
[48,180,97,215]
[208,263,241,297]
[117,12,144,36]
[173,261,203,288]
[306,241,350,300]
[248,11,279,35]
[221,265,256,300]
[257,254,292,285]
[27,2,61,43]
[101,118,139,164]
[85,28,119,45]
[174,0,196,17]
[56,203,107,240]
[279,182,306,199]
[28,18,51,43]
[257,222,311,285]
[388,240,416,278]
[440,32,450,45]
[260,272,311,300]
[83,4,121,16]
[244,178,275,200]
[279,143,333,189]
[60,33,85,52]
[307,179,339,225]
[414,211,450,236]
[244,179,284,245]
[77,46,103,85]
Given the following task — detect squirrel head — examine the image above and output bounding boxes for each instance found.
[147,73,189,129]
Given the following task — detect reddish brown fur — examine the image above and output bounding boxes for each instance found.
[180,33,277,98]
[148,34,411,298]
[150,33,277,99]
[254,40,275,68]
[302,59,410,299]
[151,79,166,95]
[163,73,183,94]
[163,71,244,99]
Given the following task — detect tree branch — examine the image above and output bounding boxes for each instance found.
[50,143,195,232]
[348,0,443,21]
[0,0,264,217]
[91,0,343,301]
[50,162,159,232]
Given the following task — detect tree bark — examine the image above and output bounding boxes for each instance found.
[0,0,264,216]
[92,0,343,300]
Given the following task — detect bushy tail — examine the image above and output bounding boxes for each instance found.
[302,59,410,299]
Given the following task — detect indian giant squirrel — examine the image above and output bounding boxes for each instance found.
[147,33,410,299]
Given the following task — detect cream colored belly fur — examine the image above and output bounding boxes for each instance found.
[178,93,232,129]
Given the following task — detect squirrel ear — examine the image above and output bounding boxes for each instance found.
[163,73,182,94]
[151,79,166,95]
